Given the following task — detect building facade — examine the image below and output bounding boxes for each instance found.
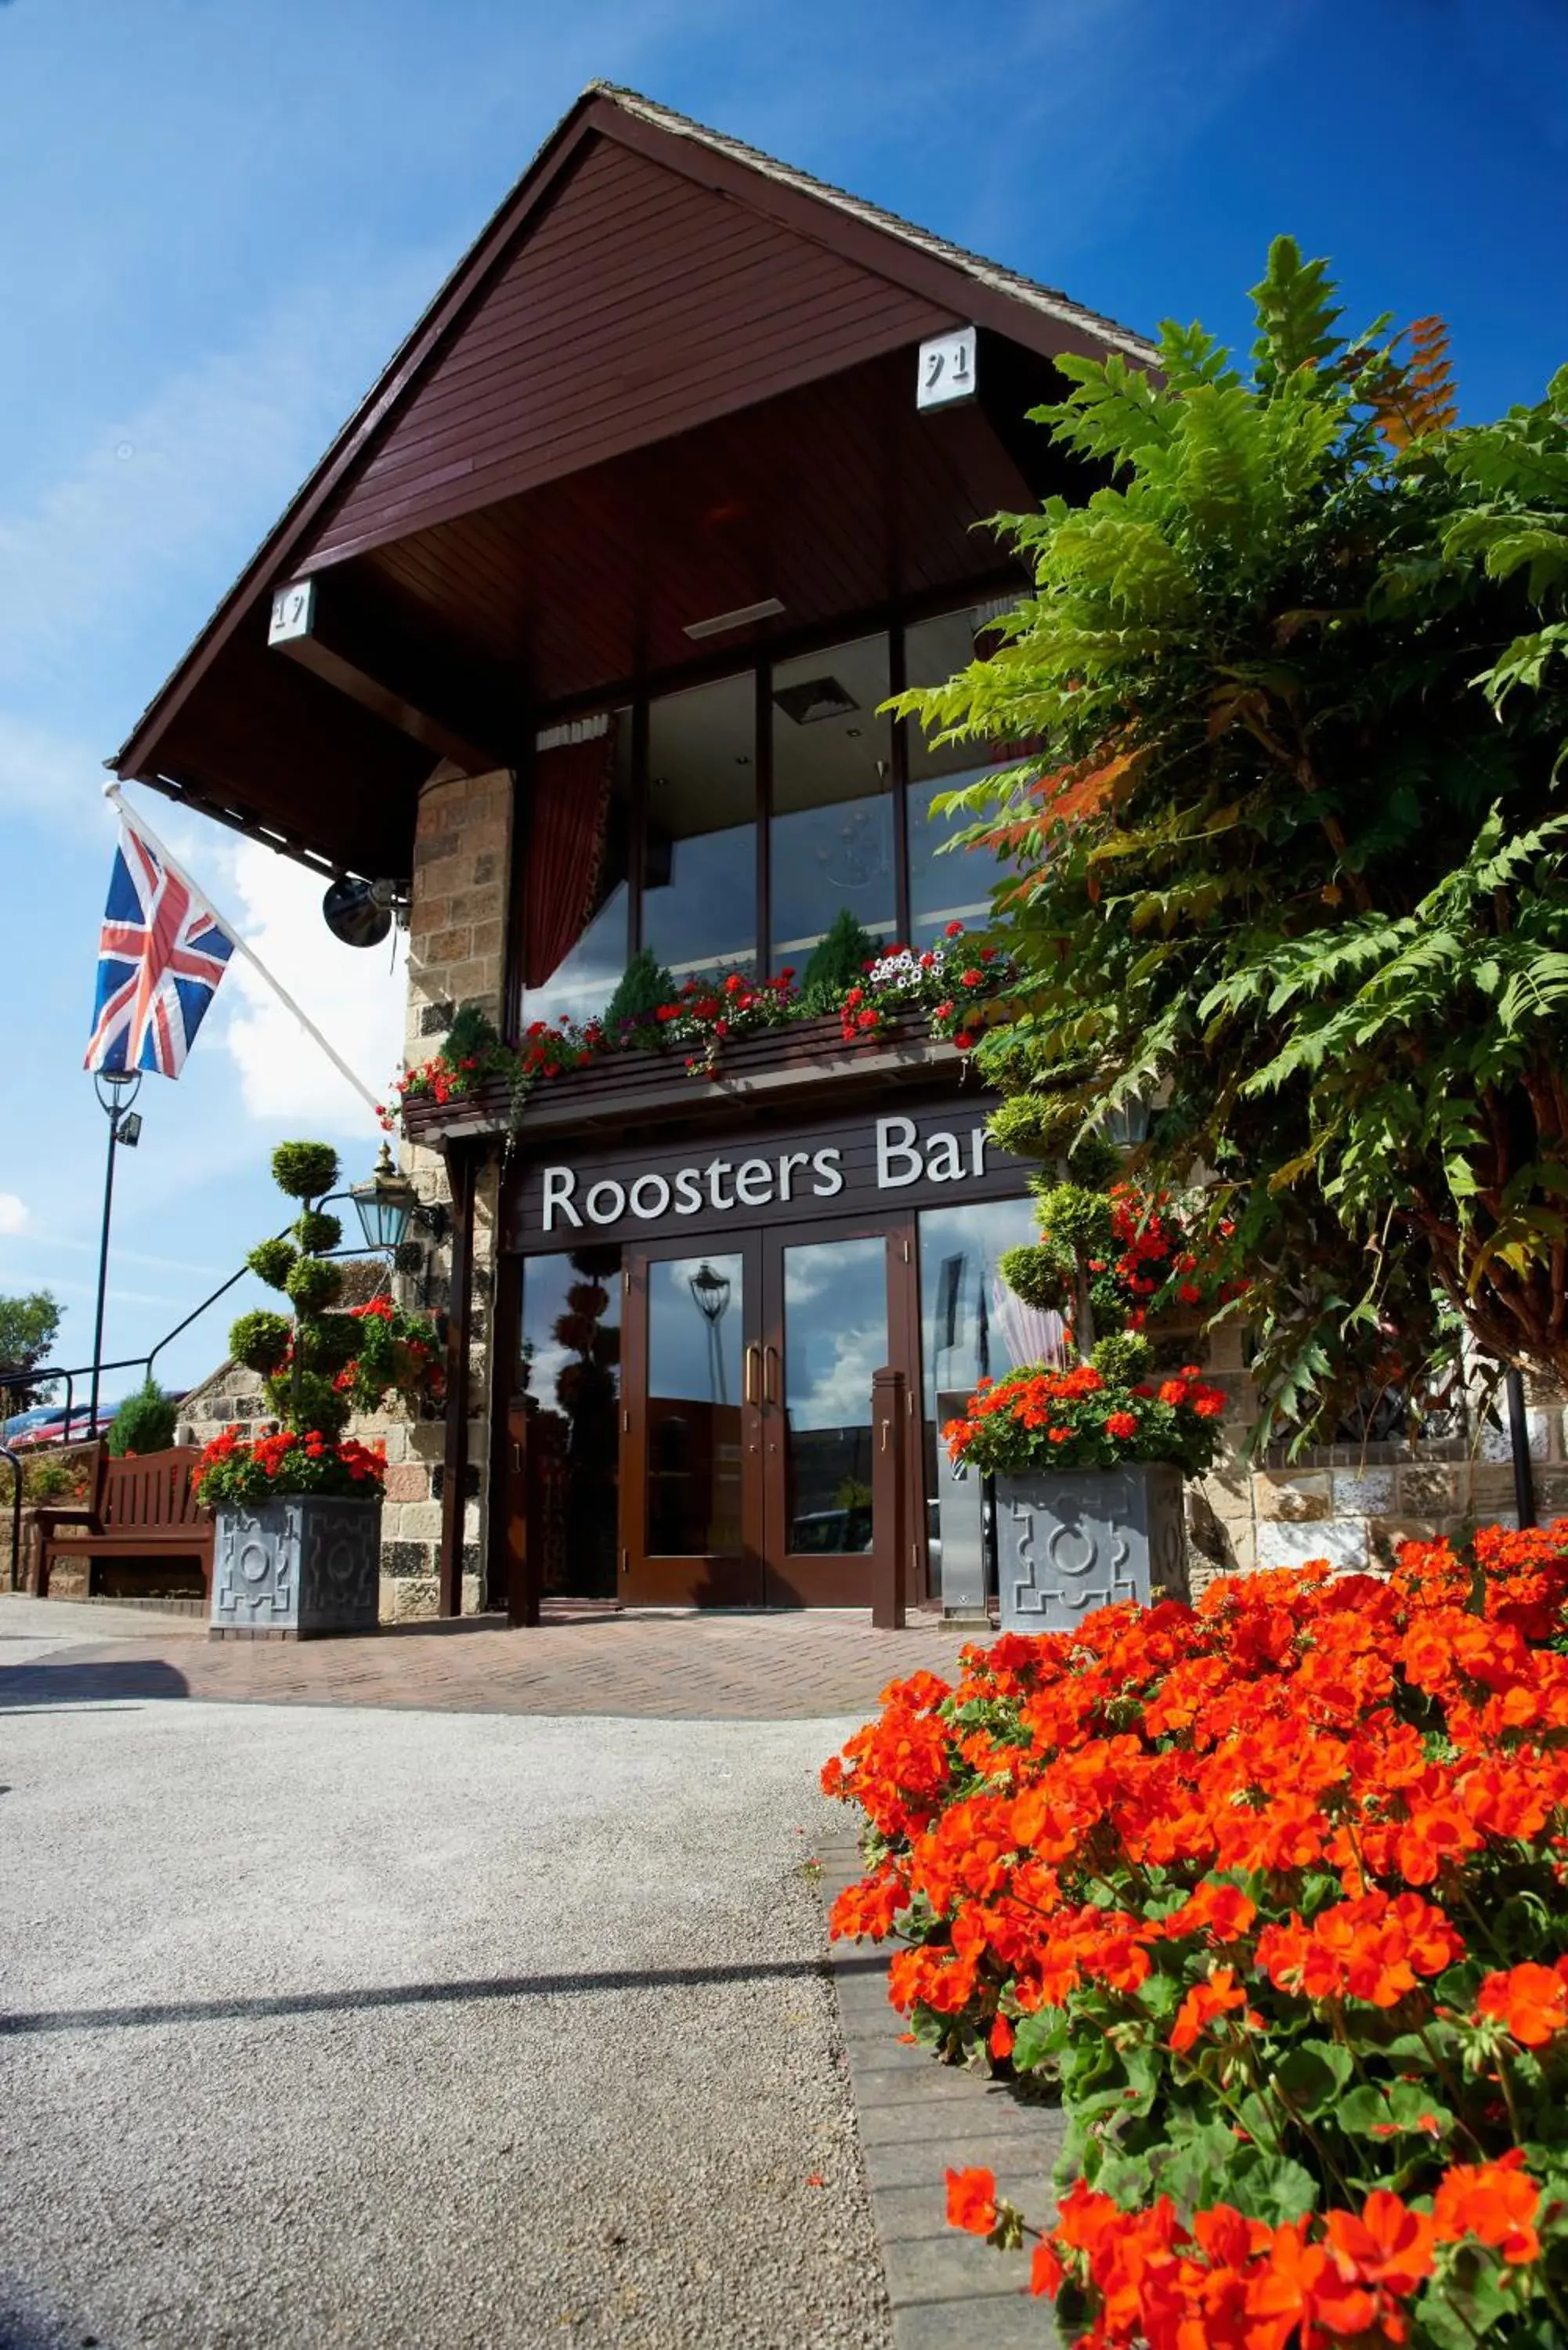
[114,87,1552,1623]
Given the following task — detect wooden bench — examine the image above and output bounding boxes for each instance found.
[41,1444,213,1600]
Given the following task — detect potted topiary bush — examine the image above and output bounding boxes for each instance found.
[945,1168,1230,1630]
[193,1141,436,1640]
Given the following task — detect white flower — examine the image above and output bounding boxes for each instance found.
[866,949,922,990]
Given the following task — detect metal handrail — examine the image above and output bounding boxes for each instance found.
[0,1191,384,1433]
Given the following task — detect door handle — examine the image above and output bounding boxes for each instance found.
[764,1344,780,1406]
[743,1342,761,1406]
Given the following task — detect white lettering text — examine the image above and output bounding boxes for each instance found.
[630,1173,671,1219]
[876,1115,922,1188]
[735,1157,774,1208]
[811,1148,844,1198]
[542,1166,581,1230]
[585,1179,627,1226]
[925,1131,963,1183]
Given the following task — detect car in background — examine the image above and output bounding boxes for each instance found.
[2,1401,123,1450]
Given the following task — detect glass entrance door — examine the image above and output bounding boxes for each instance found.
[760,1219,914,1607]
[621,1237,764,1605]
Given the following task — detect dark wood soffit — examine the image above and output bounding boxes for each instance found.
[113,85,1147,786]
[353,351,1038,703]
[153,630,430,877]
[302,133,956,568]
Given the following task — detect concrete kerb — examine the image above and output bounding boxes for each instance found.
[818,1834,1064,2349]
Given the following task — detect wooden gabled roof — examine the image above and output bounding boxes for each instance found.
[113,84,1153,877]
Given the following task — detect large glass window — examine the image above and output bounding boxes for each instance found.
[518,1246,622,1597]
[781,1235,887,1554]
[771,634,895,965]
[645,1253,745,1555]
[521,714,632,1032]
[643,675,757,985]
[904,608,1013,948]
[916,1195,1042,1607]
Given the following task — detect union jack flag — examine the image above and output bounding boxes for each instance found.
[85,818,236,1079]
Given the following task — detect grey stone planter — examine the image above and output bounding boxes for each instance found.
[210,1494,382,1640]
[995,1462,1187,1632]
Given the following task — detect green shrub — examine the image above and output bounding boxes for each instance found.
[1035,1180,1115,1260]
[801,907,875,1012]
[247,1238,297,1290]
[285,1257,343,1314]
[997,1240,1075,1315]
[441,1003,501,1062]
[1090,1329,1155,1385]
[229,1311,292,1375]
[294,1210,341,1255]
[604,948,677,1029]
[107,1376,179,1457]
[271,1141,340,1202]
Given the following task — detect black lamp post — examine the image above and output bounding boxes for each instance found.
[688,1260,732,1406]
[89,1068,143,1434]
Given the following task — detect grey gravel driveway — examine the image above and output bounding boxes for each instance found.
[0,1694,891,2350]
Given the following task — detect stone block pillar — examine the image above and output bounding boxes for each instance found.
[380,763,513,1622]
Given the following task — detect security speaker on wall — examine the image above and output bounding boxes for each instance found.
[322,875,406,948]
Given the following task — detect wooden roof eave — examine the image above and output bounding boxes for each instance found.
[109,83,1154,797]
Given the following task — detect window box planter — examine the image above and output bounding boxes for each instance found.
[399,1010,956,1145]
[209,1494,382,1640]
[994,1462,1188,1632]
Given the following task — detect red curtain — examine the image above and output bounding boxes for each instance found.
[524,725,617,989]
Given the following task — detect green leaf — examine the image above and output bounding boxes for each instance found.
[1269,2040,1352,2120]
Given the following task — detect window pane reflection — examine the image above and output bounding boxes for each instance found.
[644,675,757,984]
[904,608,1016,948]
[519,1246,621,1597]
[783,1235,885,1554]
[771,635,895,963]
[646,1253,745,1555]
[916,1196,1042,1607]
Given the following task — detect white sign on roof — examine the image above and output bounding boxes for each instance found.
[916,326,977,411]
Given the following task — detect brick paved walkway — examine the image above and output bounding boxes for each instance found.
[0,1598,978,1719]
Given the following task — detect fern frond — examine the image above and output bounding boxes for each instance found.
[1370,315,1459,450]
[1250,237,1344,389]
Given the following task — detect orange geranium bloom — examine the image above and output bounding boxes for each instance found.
[1433,2149,1541,2265]
[1169,1966,1252,2054]
[1476,1959,1568,2047]
[945,2167,997,2235]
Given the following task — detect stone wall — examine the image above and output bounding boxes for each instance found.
[1185,1325,1563,1595]
[381,761,512,1622]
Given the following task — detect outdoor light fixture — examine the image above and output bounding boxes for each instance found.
[682,596,786,640]
[688,1260,732,1407]
[1105,1096,1151,1148]
[349,1142,449,1253]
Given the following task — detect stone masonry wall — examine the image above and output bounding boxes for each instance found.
[381,762,512,1623]
[1185,1324,1564,1596]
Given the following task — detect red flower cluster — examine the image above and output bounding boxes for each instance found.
[193,1424,386,1507]
[826,1522,1568,2342]
[941,1358,1229,1479]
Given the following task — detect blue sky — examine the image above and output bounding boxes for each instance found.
[2,0,1564,1398]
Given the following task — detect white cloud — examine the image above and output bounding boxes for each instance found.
[215,837,406,1137]
[0,1193,27,1235]
[0,262,441,699]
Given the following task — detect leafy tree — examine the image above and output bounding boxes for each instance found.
[897,241,1568,1442]
[0,1289,61,1411]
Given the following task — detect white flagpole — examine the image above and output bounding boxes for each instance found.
[104,783,385,1119]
